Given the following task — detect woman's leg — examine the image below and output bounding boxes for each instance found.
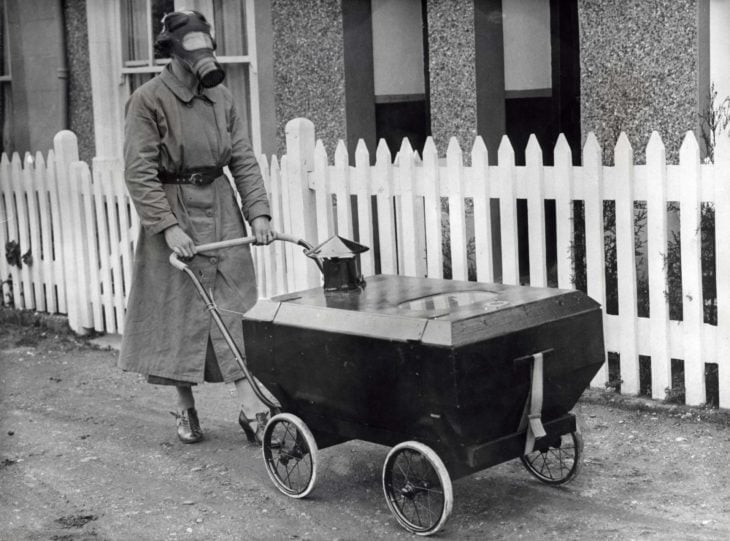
[176,385,195,410]
[174,385,202,443]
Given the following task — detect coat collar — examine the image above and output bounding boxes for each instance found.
[160,64,217,104]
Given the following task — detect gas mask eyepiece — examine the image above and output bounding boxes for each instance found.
[155,10,226,88]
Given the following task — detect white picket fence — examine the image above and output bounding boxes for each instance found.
[1,120,729,408]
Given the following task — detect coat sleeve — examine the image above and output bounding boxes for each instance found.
[124,90,178,235]
[226,98,271,224]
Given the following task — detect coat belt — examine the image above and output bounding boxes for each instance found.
[158,167,224,186]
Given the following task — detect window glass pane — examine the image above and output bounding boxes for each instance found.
[213,0,247,56]
[122,0,151,65]
[122,0,175,65]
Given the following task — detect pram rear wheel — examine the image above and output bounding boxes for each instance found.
[382,441,453,536]
[262,413,318,498]
[521,430,583,485]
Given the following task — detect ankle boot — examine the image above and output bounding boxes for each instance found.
[238,409,281,447]
[172,407,203,443]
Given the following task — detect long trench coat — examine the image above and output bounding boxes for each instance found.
[118,66,270,383]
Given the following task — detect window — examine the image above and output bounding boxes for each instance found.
[0,0,11,155]
[120,0,260,151]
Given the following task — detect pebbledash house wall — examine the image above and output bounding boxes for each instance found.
[32,1,711,166]
[422,0,707,166]
[271,0,348,156]
[425,0,480,156]
[579,0,706,165]
[64,0,94,165]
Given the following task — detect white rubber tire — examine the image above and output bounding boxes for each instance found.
[382,441,453,536]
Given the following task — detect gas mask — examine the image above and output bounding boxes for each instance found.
[156,10,225,89]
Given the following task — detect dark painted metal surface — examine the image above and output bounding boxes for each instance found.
[243,275,604,477]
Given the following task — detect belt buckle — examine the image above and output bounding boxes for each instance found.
[189,172,203,186]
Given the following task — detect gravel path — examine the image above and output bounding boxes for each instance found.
[1,324,729,540]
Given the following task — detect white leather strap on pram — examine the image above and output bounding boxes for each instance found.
[518,351,547,455]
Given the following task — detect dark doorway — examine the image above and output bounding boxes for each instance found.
[370,0,430,157]
[504,0,581,165]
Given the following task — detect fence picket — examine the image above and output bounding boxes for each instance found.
[526,135,547,287]
[313,140,333,246]
[257,154,273,298]
[678,132,705,405]
[715,135,730,408]
[10,154,32,309]
[397,138,421,277]
[0,154,9,306]
[554,135,573,290]
[423,137,443,279]
[646,132,670,400]
[614,133,639,395]
[78,162,103,332]
[92,162,115,333]
[251,157,267,298]
[284,118,319,291]
[55,131,92,331]
[498,136,519,285]
[35,152,55,312]
[112,162,134,315]
[10,154,34,309]
[269,156,287,296]
[334,140,353,239]
[375,140,397,275]
[279,154,296,293]
[472,137,493,283]
[583,133,608,387]
[446,138,468,281]
[1,153,21,308]
[354,140,375,275]
[106,164,125,334]
[24,153,44,311]
[46,150,67,313]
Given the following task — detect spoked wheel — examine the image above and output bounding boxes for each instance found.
[382,441,453,536]
[262,413,318,498]
[521,430,583,485]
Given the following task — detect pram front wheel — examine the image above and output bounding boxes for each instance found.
[382,441,453,536]
[262,413,318,498]
[521,430,583,485]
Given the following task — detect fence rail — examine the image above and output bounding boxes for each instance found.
[1,122,729,409]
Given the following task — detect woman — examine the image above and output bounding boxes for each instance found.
[118,9,274,445]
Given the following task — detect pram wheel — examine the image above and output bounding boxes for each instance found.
[382,441,453,536]
[521,430,583,485]
[262,413,318,498]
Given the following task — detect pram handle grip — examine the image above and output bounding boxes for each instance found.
[169,232,317,270]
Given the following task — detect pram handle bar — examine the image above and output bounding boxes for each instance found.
[169,232,319,270]
[168,232,319,412]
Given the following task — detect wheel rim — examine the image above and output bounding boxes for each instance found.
[262,414,317,498]
[383,442,453,536]
[521,431,582,485]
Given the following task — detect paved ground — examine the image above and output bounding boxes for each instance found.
[1,322,730,540]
